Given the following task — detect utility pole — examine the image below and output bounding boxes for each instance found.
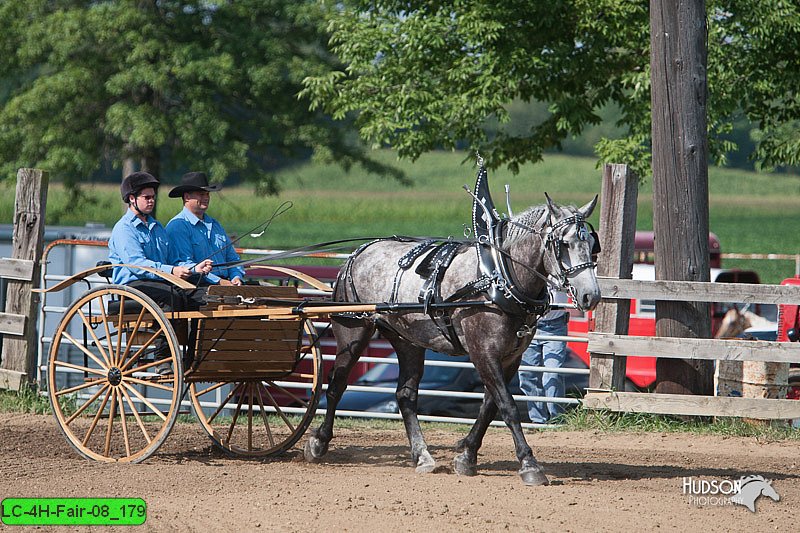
[650,0,713,394]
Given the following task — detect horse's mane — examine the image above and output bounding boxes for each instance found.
[740,475,768,485]
[502,205,547,249]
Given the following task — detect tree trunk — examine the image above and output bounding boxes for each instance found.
[650,0,713,395]
[141,149,160,179]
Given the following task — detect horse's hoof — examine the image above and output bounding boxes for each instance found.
[519,466,549,486]
[414,450,436,474]
[453,453,477,477]
[304,435,328,463]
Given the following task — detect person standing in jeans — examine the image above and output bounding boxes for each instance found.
[518,289,570,424]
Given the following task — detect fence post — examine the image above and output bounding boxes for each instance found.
[589,164,638,390]
[0,168,48,391]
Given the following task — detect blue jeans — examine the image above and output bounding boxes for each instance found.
[518,315,568,424]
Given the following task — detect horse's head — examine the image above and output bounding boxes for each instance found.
[542,194,601,311]
[715,307,750,339]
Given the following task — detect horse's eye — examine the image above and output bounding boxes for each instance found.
[577,227,589,241]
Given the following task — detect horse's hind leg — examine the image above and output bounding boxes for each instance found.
[383,332,436,473]
[304,320,375,462]
[453,394,498,477]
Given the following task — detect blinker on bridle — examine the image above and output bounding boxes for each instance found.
[505,212,600,293]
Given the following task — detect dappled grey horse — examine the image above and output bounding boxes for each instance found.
[305,194,601,485]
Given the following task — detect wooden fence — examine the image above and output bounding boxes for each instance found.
[584,277,800,419]
[0,169,48,391]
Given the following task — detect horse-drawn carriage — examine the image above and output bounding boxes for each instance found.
[40,162,602,485]
[39,264,342,463]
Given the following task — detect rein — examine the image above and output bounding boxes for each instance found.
[212,235,440,271]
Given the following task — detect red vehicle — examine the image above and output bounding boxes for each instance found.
[777,276,800,400]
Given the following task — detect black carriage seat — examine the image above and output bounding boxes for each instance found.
[186,285,307,381]
[96,260,114,281]
[94,260,145,316]
[106,298,144,316]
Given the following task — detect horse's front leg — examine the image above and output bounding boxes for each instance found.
[461,355,549,486]
[305,322,374,463]
[390,338,436,473]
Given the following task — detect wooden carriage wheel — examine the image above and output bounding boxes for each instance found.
[189,320,323,457]
[47,286,183,463]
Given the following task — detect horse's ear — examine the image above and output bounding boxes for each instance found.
[544,192,559,217]
[578,195,598,218]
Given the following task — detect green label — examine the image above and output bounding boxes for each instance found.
[1,498,146,526]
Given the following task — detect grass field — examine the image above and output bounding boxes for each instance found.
[1,150,798,283]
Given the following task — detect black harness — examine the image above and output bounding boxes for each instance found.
[335,163,598,354]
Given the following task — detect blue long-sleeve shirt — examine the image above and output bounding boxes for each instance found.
[166,207,245,284]
[108,209,176,285]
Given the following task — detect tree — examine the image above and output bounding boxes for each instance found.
[303,0,799,396]
[301,0,800,176]
[0,0,401,194]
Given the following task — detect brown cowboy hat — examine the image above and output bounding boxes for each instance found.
[168,171,222,198]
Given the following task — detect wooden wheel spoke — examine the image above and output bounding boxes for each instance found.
[194,381,228,398]
[124,355,172,376]
[255,384,275,447]
[97,297,116,367]
[224,386,249,446]
[75,309,112,368]
[62,331,109,371]
[54,360,107,376]
[207,384,241,424]
[65,384,110,425]
[56,378,106,397]
[115,296,126,366]
[119,385,151,444]
[121,383,167,421]
[104,388,118,456]
[118,326,164,373]
[269,379,309,409]
[82,386,114,447]
[116,388,131,457]
[125,375,175,392]
[117,308,151,372]
[261,384,295,432]
[247,383,254,451]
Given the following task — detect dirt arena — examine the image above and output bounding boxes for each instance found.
[1,413,797,532]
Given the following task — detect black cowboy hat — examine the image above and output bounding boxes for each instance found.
[120,171,160,202]
[168,171,222,198]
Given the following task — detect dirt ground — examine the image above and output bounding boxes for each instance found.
[1,413,797,532]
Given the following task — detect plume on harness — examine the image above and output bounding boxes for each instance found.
[457,158,549,317]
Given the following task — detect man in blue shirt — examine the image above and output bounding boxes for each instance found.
[109,171,213,371]
[165,171,245,286]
